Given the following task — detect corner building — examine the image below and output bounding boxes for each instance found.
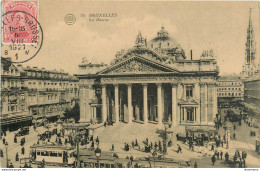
[76,27,219,128]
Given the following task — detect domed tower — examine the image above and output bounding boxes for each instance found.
[148,26,186,63]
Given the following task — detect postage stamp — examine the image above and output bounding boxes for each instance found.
[1,0,43,63]
[2,1,39,44]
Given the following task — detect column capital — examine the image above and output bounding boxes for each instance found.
[199,82,207,87]
[101,84,107,88]
[170,83,178,88]
[126,84,132,88]
[113,84,119,88]
[142,83,148,87]
[156,83,162,87]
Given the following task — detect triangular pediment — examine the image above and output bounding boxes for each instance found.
[98,56,178,75]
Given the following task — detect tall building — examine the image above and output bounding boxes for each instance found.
[217,75,244,105]
[1,58,79,128]
[76,27,219,128]
[241,9,258,78]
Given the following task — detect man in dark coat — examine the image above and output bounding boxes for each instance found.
[211,155,216,166]
[220,151,223,160]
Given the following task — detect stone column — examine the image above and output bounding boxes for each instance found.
[157,83,163,125]
[85,85,90,122]
[213,83,218,120]
[171,83,177,126]
[114,84,119,123]
[143,83,148,124]
[127,84,133,123]
[196,83,201,124]
[205,83,208,123]
[79,85,86,122]
[102,84,107,122]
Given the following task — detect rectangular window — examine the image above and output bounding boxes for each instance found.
[186,108,195,121]
[186,86,193,98]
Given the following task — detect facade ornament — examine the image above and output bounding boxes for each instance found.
[126,84,132,88]
[142,83,148,87]
[170,83,178,88]
[111,60,161,73]
[113,84,119,88]
[200,49,215,58]
[135,32,147,47]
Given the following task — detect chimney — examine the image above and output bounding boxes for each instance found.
[190,50,193,60]
[27,66,30,68]
[42,67,45,70]
[17,64,22,67]
[33,66,38,69]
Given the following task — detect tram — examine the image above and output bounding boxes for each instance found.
[30,143,76,166]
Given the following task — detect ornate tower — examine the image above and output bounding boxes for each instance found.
[242,8,257,77]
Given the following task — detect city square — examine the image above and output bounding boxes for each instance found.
[1,1,260,168]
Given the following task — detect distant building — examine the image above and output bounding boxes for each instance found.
[241,9,260,78]
[243,75,260,116]
[76,26,219,128]
[1,58,79,128]
[217,75,244,101]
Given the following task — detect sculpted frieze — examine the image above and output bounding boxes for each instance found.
[110,60,162,73]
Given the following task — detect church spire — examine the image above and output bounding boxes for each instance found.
[241,8,257,78]
[245,8,256,65]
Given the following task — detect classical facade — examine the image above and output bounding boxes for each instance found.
[1,58,79,127]
[76,27,219,127]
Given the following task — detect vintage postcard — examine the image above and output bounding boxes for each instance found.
[1,0,260,169]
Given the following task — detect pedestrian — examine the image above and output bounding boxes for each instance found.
[21,146,25,155]
[3,137,5,145]
[177,144,182,153]
[225,152,229,162]
[0,149,3,157]
[112,144,114,151]
[234,125,236,130]
[193,161,198,168]
[233,133,236,139]
[154,142,158,149]
[135,139,138,146]
[217,151,220,160]
[211,155,216,166]
[220,151,223,160]
[96,136,99,144]
[14,136,17,143]
[211,144,215,151]
[16,152,19,161]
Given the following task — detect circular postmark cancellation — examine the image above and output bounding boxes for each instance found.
[64,14,76,25]
[1,10,43,63]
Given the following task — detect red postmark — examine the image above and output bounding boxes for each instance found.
[2,1,39,44]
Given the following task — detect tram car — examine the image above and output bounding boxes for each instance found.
[30,143,76,166]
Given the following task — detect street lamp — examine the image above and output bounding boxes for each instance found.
[5,142,8,168]
[94,146,102,168]
[37,133,41,144]
[223,124,230,149]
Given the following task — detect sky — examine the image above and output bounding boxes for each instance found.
[20,0,260,76]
